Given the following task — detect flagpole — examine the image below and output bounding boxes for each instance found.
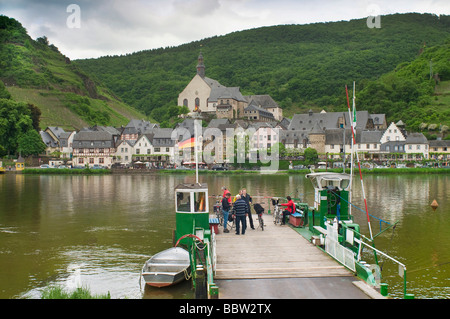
[194,121,199,184]
[345,83,373,240]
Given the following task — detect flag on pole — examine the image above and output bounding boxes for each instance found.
[178,137,195,149]
[352,104,357,132]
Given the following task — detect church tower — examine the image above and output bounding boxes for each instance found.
[196,52,205,78]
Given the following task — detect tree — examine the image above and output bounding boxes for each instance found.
[17,130,46,156]
[0,99,34,154]
[303,147,318,164]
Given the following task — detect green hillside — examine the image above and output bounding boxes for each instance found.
[358,40,450,131]
[0,15,147,131]
[76,13,450,128]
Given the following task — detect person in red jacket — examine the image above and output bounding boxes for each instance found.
[222,186,231,204]
[280,196,295,225]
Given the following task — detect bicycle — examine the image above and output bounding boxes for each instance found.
[213,197,224,226]
[271,198,283,225]
[253,203,265,231]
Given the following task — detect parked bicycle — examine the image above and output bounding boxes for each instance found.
[213,197,224,226]
[271,198,283,225]
[253,203,265,231]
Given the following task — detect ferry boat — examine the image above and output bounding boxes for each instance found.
[282,171,414,298]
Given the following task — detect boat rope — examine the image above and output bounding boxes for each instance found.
[139,267,143,293]
[408,261,450,274]
[183,267,192,281]
[174,234,203,247]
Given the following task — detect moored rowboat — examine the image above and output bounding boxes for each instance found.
[141,247,191,288]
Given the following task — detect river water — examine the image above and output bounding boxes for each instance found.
[0,172,448,299]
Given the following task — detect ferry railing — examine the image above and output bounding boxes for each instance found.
[187,221,218,299]
[338,222,412,299]
[354,235,411,299]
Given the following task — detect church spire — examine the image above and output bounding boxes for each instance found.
[196,52,205,78]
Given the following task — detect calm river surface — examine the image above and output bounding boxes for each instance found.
[0,172,449,299]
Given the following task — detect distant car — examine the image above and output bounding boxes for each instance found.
[212,165,228,171]
[91,164,105,169]
[293,165,306,170]
[71,165,85,169]
[40,164,50,168]
[57,165,67,169]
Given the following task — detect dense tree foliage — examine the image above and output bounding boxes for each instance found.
[358,41,450,130]
[76,13,450,119]
[0,98,36,155]
[17,129,46,156]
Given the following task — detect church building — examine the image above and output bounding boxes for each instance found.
[177,53,280,121]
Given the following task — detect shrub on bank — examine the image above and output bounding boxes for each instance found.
[40,285,110,299]
[23,168,111,175]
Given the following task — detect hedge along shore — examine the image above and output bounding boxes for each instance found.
[17,167,450,175]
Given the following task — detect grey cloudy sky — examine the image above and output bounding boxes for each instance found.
[1,0,449,59]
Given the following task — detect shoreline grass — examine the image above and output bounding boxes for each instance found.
[23,168,111,175]
[40,285,111,299]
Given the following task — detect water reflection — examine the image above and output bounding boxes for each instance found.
[0,173,448,299]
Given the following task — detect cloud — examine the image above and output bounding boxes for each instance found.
[0,0,449,59]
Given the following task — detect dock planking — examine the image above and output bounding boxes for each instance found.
[214,215,351,280]
[213,213,374,299]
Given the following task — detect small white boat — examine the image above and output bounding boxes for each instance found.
[141,247,191,288]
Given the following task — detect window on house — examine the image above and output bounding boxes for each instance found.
[89,158,94,164]
[99,158,104,164]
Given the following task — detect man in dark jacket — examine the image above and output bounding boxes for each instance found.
[221,192,231,233]
[232,195,249,235]
[241,188,255,230]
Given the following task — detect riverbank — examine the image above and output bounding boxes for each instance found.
[14,167,450,175]
[22,168,111,175]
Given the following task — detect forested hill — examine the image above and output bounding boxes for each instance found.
[76,13,450,122]
[0,15,146,131]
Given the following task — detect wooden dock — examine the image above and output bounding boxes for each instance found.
[214,215,379,299]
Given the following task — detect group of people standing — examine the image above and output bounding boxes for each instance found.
[221,186,254,235]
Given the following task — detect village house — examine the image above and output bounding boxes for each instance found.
[429,139,450,161]
[405,132,429,160]
[380,122,406,144]
[354,130,383,161]
[119,119,159,141]
[150,128,176,165]
[244,95,283,121]
[115,139,136,164]
[72,130,117,168]
[39,126,75,158]
[243,100,275,122]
